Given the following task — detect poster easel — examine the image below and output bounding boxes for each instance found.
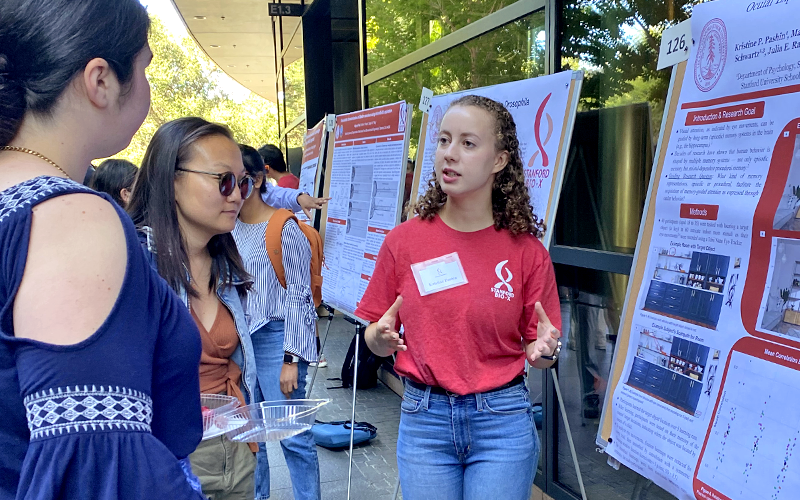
[597,61,688,451]
[598,3,800,498]
[318,101,413,322]
[299,116,333,228]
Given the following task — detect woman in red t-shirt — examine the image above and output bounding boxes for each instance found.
[355,95,562,500]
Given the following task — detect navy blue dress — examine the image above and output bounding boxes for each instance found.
[0,177,205,499]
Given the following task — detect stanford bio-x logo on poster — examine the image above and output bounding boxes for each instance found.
[695,18,727,92]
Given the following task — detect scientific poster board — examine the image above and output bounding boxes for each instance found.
[296,118,329,224]
[319,101,412,318]
[410,71,583,247]
[598,1,800,499]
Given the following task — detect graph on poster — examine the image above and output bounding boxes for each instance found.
[697,350,800,499]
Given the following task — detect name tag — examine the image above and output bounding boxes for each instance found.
[410,252,468,296]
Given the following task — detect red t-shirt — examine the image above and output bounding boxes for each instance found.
[355,214,561,395]
[277,174,300,189]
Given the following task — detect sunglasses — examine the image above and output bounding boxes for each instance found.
[176,167,254,199]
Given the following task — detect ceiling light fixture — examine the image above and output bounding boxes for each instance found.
[193,16,206,20]
[209,44,220,48]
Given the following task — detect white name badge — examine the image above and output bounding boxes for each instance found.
[410,252,468,296]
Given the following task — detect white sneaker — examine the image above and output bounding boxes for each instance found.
[310,354,328,368]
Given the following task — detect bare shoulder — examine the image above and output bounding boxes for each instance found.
[14,193,128,345]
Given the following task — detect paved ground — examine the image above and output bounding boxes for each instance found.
[264,313,403,500]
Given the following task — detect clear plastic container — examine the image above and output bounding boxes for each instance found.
[224,399,330,443]
[200,394,242,441]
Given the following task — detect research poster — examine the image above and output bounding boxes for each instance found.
[296,119,327,223]
[413,71,580,243]
[320,101,411,317]
[600,1,800,499]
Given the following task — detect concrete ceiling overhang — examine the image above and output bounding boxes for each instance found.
[170,0,305,102]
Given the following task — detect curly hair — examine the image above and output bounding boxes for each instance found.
[415,95,545,237]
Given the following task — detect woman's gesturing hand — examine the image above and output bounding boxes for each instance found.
[297,193,331,219]
[526,302,561,366]
[365,296,405,357]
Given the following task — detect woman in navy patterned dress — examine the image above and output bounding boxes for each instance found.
[0,1,205,498]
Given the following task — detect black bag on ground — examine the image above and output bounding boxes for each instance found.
[340,332,386,389]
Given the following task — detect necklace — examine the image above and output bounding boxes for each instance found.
[0,146,71,180]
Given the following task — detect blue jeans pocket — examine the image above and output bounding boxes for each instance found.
[481,389,531,415]
[400,390,424,414]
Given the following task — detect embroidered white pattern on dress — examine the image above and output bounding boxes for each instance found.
[0,176,92,224]
[24,385,153,439]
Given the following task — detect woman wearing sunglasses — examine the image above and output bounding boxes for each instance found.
[128,117,260,500]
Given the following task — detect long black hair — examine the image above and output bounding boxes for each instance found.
[0,0,149,146]
[240,144,268,194]
[90,159,138,207]
[258,144,287,173]
[127,117,251,298]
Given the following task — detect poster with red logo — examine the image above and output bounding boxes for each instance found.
[412,70,582,246]
[296,118,328,223]
[320,101,411,317]
[600,1,800,499]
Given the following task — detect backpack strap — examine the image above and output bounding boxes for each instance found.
[264,208,297,289]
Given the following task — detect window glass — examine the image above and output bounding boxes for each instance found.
[368,11,546,159]
[556,0,704,253]
[554,266,674,499]
[283,57,306,125]
[365,0,519,71]
[285,120,306,177]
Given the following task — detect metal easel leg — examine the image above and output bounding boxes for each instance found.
[346,323,363,500]
[391,475,401,500]
[307,304,334,398]
[551,367,589,500]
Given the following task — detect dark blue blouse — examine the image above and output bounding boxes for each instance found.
[0,177,204,499]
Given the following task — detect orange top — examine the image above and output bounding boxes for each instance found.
[192,301,257,451]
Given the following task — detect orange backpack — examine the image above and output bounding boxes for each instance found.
[264,209,324,307]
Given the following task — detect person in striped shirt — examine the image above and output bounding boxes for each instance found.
[232,144,321,500]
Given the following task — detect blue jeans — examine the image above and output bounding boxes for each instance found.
[252,321,321,500]
[397,380,539,500]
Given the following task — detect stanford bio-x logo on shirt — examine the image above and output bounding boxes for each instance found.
[491,260,515,301]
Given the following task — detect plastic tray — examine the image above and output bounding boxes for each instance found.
[224,399,330,443]
[200,394,243,441]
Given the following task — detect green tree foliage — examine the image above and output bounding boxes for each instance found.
[281,58,307,126]
[561,0,696,109]
[563,0,702,137]
[365,1,546,156]
[112,17,280,165]
[366,0,520,71]
[365,0,703,146]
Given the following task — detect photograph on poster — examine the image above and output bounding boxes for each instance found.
[640,246,731,329]
[757,237,800,338]
[772,136,800,231]
[625,324,714,416]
